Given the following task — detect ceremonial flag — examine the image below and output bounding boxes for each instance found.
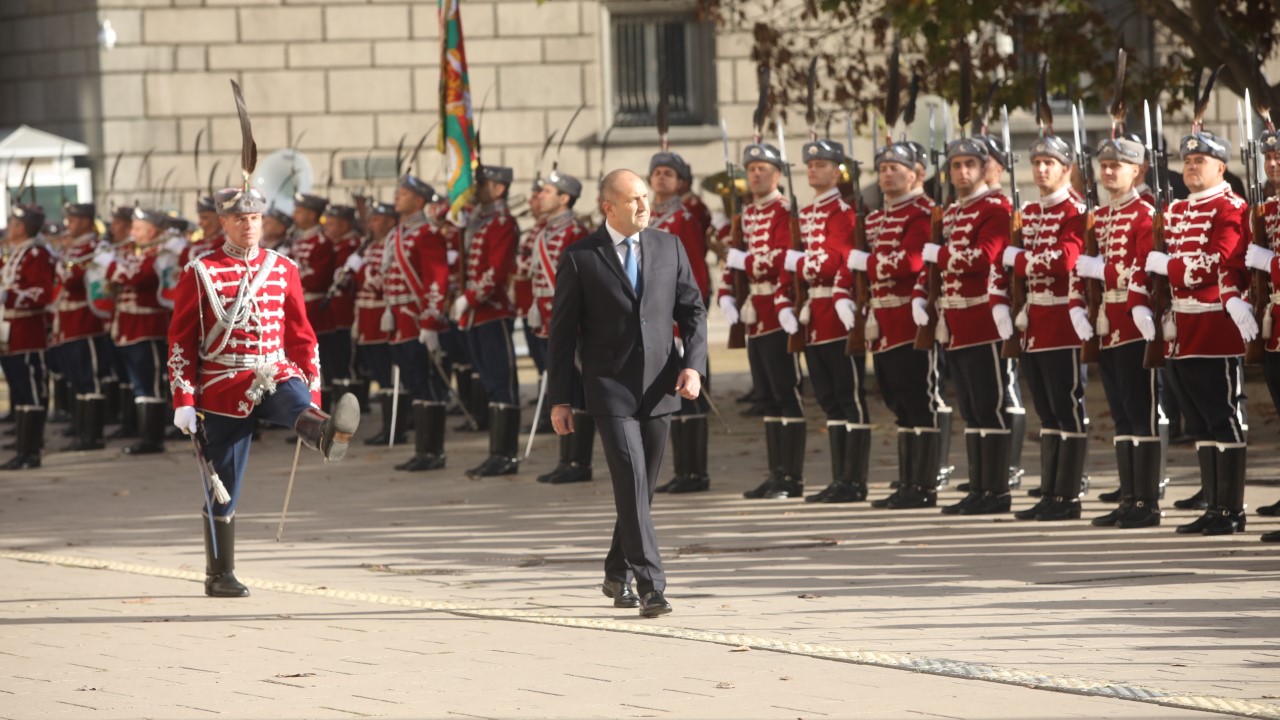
[439,0,475,217]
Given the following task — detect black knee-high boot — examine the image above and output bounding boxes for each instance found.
[203,517,249,598]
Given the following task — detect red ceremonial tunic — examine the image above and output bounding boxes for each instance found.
[54,232,106,343]
[1128,182,1248,359]
[292,225,335,335]
[1136,184,1158,209]
[651,196,710,299]
[1094,190,1154,349]
[458,201,517,329]
[1002,186,1086,353]
[838,189,932,353]
[913,185,1010,350]
[168,242,321,418]
[794,188,855,346]
[513,220,541,318]
[683,192,712,238]
[178,229,224,267]
[0,236,55,355]
[327,230,361,330]
[353,231,389,345]
[381,211,450,344]
[108,242,170,346]
[717,190,793,338]
[530,210,588,340]
[1259,196,1280,352]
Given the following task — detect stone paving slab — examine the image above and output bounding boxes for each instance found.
[3,347,1280,719]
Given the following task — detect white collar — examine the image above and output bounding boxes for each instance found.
[884,187,925,210]
[222,241,260,261]
[753,189,783,208]
[604,222,639,247]
[1188,181,1230,203]
[1038,184,1073,207]
[959,184,991,206]
[1108,188,1139,207]
[810,187,841,205]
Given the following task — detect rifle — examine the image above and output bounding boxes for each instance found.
[720,119,748,350]
[778,117,806,354]
[845,114,868,356]
[1004,61,1049,360]
[1142,101,1168,369]
[1073,101,1101,363]
[1243,89,1268,365]
[914,104,949,350]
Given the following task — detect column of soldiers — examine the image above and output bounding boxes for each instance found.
[5,75,1280,546]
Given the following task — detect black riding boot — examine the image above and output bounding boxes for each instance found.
[64,393,107,452]
[1093,439,1135,526]
[466,404,520,477]
[943,432,984,514]
[1202,443,1247,536]
[806,422,846,503]
[1176,443,1220,534]
[765,419,806,499]
[396,400,446,471]
[670,415,710,493]
[365,391,392,446]
[655,417,685,492]
[962,432,1013,515]
[744,419,783,498]
[1117,437,1163,528]
[203,517,249,598]
[107,383,137,439]
[1016,432,1061,520]
[935,408,955,490]
[540,432,575,484]
[295,392,361,462]
[122,397,166,455]
[2,405,45,469]
[873,430,912,508]
[550,411,595,484]
[1038,432,1086,521]
[824,424,870,503]
[50,377,71,424]
[102,378,120,425]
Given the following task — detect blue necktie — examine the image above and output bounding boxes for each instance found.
[623,237,639,293]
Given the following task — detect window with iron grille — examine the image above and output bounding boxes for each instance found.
[610,11,715,127]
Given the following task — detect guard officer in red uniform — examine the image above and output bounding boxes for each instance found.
[1,204,56,469]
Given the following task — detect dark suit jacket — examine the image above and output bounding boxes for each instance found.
[546,224,708,418]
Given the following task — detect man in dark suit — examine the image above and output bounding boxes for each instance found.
[546,169,708,618]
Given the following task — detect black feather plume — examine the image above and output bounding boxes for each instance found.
[958,45,972,134]
[884,37,902,133]
[409,131,429,176]
[230,80,257,183]
[753,64,771,142]
[1193,64,1222,130]
[192,128,204,193]
[394,134,407,177]
[1036,60,1053,136]
[554,102,586,171]
[207,160,220,198]
[657,75,670,151]
[1109,48,1127,136]
[904,73,922,128]
[977,81,999,135]
[805,58,818,139]
[108,151,123,195]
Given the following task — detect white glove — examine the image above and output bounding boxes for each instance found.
[711,212,730,231]
[1144,251,1170,276]
[725,248,748,270]
[1002,246,1024,268]
[719,295,739,325]
[451,295,469,320]
[92,250,114,269]
[777,307,799,335]
[835,298,857,330]
[1069,306,1094,342]
[992,303,1014,340]
[419,329,440,352]
[173,406,198,435]
[164,235,187,254]
[447,249,459,266]
[526,303,542,329]
[784,249,805,272]
[344,254,365,273]
[922,243,941,264]
[1075,254,1106,280]
[847,249,870,271]
[1226,296,1259,342]
[1131,306,1157,341]
[911,297,930,327]
[1246,244,1276,272]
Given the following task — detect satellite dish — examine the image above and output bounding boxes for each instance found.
[253,149,314,213]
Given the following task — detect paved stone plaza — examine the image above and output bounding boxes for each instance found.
[3,345,1279,719]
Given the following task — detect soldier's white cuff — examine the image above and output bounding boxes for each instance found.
[725,248,748,270]
[783,249,805,272]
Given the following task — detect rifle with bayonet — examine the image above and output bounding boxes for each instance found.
[778,115,806,354]
[1141,100,1168,369]
[1074,99,1101,363]
[1243,88,1268,365]
[914,103,950,350]
[845,112,868,356]
[720,121,747,350]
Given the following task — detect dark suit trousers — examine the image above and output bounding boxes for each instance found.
[596,413,670,596]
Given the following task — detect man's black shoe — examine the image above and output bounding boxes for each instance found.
[601,579,640,608]
[639,590,672,618]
